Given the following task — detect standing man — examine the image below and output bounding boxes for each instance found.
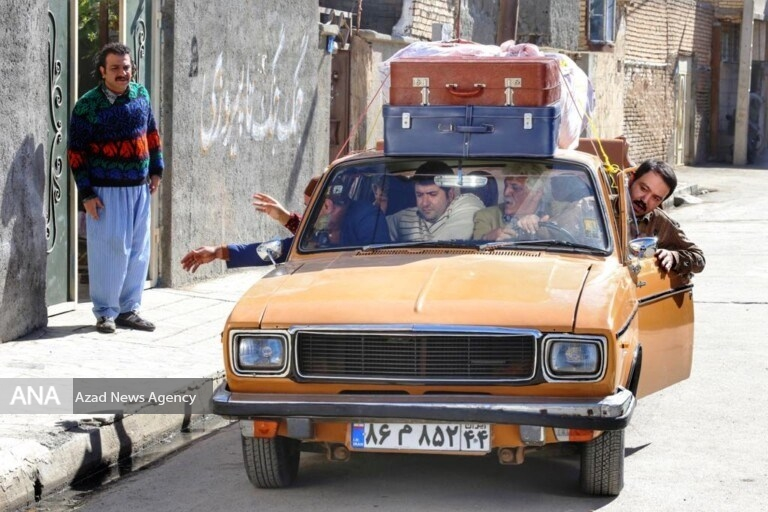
[68,42,163,333]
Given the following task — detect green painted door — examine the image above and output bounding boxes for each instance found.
[45,0,72,308]
[125,0,159,285]
[126,0,152,90]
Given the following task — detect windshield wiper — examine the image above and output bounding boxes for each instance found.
[479,239,600,253]
[362,240,476,251]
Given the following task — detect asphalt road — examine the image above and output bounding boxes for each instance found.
[42,163,768,512]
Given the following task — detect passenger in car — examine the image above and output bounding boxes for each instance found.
[371,176,389,213]
[472,171,545,241]
[311,181,390,246]
[626,159,705,275]
[534,172,599,241]
[386,160,484,242]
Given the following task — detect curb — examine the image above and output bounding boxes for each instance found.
[3,387,232,511]
[662,182,700,211]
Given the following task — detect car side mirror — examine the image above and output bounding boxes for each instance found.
[627,236,657,275]
[628,237,658,258]
[256,239,284,265]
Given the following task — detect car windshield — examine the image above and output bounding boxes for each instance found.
[298,157,611,254]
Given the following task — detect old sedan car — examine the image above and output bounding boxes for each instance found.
[212,149,694,496]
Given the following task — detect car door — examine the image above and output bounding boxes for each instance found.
[616,171,694,398]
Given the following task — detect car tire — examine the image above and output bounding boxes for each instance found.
[580,429,624,496]
[242,435,301,489]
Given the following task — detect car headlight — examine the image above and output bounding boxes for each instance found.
[234,333,289,374]
[544,337,604,381]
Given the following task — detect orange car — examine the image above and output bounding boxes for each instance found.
[212,149,694,496]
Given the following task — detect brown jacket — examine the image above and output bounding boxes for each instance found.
[635,207,705,276]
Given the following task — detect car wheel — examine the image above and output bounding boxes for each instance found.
[580,429,624,496]
[242,435,301,489]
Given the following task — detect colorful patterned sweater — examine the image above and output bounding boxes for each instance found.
[68,81,164,200]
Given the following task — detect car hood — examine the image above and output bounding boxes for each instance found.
[227,252,592,331]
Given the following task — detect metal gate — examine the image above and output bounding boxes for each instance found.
[124,0,160,284]
[125,0,152,91]
[46,0,73,313]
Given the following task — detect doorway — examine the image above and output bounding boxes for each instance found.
[72,0,158,302]
[329,49,351,163]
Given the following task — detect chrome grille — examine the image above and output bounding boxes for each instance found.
[295,331,537,382]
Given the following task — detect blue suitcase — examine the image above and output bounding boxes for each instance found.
[383,104,561,158]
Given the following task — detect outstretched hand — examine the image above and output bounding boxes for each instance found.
[252,193,290,225]
[180,246,218,273]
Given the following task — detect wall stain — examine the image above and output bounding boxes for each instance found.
[199,27,309,157]
[189,36,198,78]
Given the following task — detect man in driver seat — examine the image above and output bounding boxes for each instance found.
[386,160,484,242]
[472,170,545,241]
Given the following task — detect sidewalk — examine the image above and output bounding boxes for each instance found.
[0,267,271,512]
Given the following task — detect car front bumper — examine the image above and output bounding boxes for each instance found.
[211,383,636,431]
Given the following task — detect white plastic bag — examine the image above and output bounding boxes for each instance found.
[546,52,595,150]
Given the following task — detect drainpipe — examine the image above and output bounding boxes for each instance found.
[710,22,721,160]
[733,0,755,165]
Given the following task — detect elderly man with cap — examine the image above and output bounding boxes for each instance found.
[387,160,484,242]
[472,169,546,241]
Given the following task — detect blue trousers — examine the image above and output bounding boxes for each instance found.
[86,185,151,320]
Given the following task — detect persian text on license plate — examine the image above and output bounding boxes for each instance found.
[350,422,490,453]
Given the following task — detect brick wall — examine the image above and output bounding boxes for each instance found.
[692,4,716,162]
[621,0,713,162]
[410,0,456,40]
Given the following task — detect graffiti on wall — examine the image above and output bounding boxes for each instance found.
[199,27,309,157]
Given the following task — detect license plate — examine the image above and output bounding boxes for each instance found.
[350,422,490,453]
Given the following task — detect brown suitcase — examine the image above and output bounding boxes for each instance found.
[389,56,561,107]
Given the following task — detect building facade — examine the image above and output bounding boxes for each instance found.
[0,0,332,342]
[332,0,766,165]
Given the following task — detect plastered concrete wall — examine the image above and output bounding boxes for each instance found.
[518,0,579,49]
[461,0,500,45]
[0,1,49,342]
[161,0,331,287]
